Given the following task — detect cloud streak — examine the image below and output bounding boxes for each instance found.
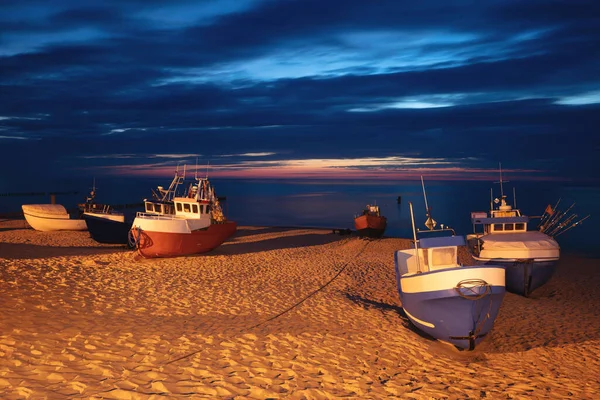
[1,0,598,184]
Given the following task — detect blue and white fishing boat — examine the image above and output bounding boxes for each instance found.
[394,179,506,350]
[467,166,560,297]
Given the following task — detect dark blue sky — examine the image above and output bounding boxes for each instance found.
[1,0,599,185]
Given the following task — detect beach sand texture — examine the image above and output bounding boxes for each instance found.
[1,218,599,399]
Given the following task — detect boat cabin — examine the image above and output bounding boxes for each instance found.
[144,201,174,215]
[417,236,464,272]
[173,197,211,219]
[471,212,529,234]
[471,193,531,234]
[396,235,464,275]
[361,204,381,216]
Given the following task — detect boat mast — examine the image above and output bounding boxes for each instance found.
[498,162,504,198]
[493,162,510,209]
[408,202,421,273]
[421,176,436,230]
[421,176,429,215]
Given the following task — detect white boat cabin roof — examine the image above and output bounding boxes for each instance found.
[174,197,210,204]
[171,196,212,219]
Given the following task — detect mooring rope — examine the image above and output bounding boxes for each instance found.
[454,279,491,301]
[85,236,372,398]
[452,278,494,348]
[127,226,140,250]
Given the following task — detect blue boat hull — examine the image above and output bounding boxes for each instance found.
[394,255,506,350]
[84,214,133,245]
[479,259,557,297]
[398,284,505,350]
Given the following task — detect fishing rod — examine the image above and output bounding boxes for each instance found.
[543,202,576,233]
[538,198,561,229]
[554,215,591,238]
[548,214,578,237]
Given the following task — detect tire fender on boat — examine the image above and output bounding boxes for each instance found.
[128,226,141,250]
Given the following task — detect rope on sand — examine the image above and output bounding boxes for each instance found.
[164,238,372,366]
[83,237,373,397]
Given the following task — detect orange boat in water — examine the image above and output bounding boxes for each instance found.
[130,177,236,258]
[354,204,387,238]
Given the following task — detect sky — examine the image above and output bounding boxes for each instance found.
[1,0,599,186]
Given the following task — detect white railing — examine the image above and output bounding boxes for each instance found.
[135,212,179,220]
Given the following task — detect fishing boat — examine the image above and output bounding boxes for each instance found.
[79,180,125,223]
[22,204,88,231]
[129,176,236,258]
[84,169,183,245]
[394,179,506,350]
[466,165,561,297]
[354,204,387,238]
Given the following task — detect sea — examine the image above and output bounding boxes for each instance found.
[1,178,597,257]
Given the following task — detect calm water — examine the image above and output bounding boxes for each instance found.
[1,178,597,257]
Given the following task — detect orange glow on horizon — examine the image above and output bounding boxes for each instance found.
[88,163,565,182]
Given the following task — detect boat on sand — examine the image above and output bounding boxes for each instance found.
[130,176,236,258]
[394,179,506,350]
[22,204,87,232]
[85,169,184,245]
[467,165,560,297]
[354,204,387,238]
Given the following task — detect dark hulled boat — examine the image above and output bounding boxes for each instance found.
[84,213,134,244]
[84,169,183,245]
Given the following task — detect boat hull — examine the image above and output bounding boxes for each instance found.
[22,204,87,232]
[467,232,559,296]
[131,221,237,258]
[475,258,557,297]
[83,214,133,245]
[83,211,125,223]
[395,264,506,350]
[354,215,387,238]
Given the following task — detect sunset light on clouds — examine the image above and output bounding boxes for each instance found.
[1,0,598,184]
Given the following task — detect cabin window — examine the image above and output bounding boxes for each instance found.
[155,204,162,213]
[183,203,191,213]
[493,224,504,231]
[176,203,182,212]
[192,204,198,214]
[207,205,212,213]
[515,223,525,231]
[430,248,455,268]
[145,203,151,212]
[504,224,514,231]
[199,205,204,214]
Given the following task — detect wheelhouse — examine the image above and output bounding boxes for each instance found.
[418,236,464,271]
[144,201,174,215]
[174,198,211,219]
[471,212,529,234]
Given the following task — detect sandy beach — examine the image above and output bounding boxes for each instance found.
[1,218,599,399]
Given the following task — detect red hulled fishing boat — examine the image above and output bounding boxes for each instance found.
[130,176,236,258]
[354,204,387,238]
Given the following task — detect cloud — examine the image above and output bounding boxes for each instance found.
[0,0,599,183]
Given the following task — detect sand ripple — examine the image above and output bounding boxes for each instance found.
[1,222,599,398]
